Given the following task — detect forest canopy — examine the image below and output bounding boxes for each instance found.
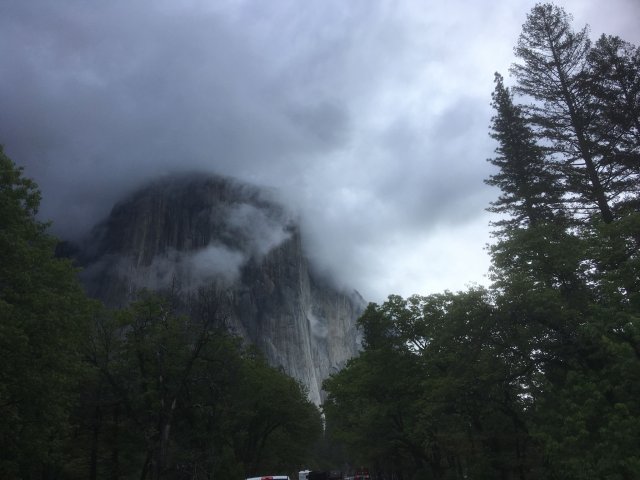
[0,146,323,479]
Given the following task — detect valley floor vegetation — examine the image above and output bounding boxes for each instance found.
[0,146,323,478]
[322,3,640,480]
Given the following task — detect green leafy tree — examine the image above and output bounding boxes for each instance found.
[232,352,323,477]
[323,302,426,478]
[529,315,640,479]
[324,291,538,480]
[0,145,95,478]
[80,289,323,479]
[528,213,640,479]
[81,291,232,479]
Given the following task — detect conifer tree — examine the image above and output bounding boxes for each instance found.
[486,72,584,297]
[511,3,614,223]
[587,34,640,213]
[486,72,563,231]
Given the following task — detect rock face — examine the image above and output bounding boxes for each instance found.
[73,173,364,404]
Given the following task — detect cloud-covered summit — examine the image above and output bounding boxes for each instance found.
[76,172,297,294]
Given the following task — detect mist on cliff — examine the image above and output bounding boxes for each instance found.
[1,0,638,302]
[88,245,245,292]
[141,200,295,291]
[78,177,298,293]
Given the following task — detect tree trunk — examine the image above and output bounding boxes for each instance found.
[90,406,101,480]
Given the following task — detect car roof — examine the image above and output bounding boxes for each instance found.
[246,476,290,480]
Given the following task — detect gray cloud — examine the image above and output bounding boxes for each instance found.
[1,0,638,302]
[226,202,293,257]
[189,245,247,287]
[89,245,246,293]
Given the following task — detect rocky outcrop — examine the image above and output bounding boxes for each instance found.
[72,173,364,404]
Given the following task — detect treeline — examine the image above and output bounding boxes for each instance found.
[323,4,639,479]
[0,145,323,478]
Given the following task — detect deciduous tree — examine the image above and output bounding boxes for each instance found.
[0,146,95,478]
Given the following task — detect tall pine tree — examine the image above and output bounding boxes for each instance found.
[511,3,614,223]
[486,72,563,231]
[587,34,640,213]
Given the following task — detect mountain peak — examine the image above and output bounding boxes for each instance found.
[71,172,363,404]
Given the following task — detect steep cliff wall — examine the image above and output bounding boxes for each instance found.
[74,173,364,404]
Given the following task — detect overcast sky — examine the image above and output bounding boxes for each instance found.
[1,0,638,303]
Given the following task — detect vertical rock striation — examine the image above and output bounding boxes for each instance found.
[73,173,364,404]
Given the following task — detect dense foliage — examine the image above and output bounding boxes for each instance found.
[0,145,97,478]
[323,4,639,479]
[0,146,322,479]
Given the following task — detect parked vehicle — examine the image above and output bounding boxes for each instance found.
[246,476,290,480]
[298,470,343,480]
[354,468,370,480]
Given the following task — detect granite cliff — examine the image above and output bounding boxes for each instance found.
[71,173,364,404]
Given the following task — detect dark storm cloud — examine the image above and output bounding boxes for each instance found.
[1,0,358,233]
[1,0,637,301]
